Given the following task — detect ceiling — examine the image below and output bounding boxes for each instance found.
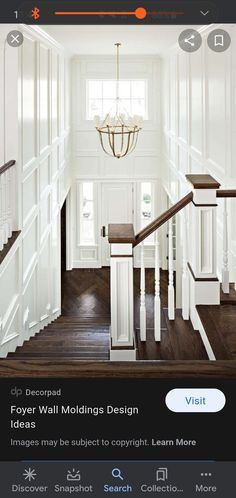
[41,25,201,55]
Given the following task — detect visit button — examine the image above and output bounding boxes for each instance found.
[165,389,226,413]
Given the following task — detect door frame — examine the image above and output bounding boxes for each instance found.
[65,188,73,271]
[100,181,134,267]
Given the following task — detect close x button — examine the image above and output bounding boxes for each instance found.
[165,389,226,413]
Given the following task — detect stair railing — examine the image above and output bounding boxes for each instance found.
[108,189,193,359]
[0,160,16,251]
[108,175,236,360]
[134,192,193,344]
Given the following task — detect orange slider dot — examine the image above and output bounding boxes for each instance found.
[135,7,147,19]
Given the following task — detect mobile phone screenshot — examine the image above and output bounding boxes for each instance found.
[0,1,236,496]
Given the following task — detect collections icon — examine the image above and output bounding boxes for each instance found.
[156,467,168,482]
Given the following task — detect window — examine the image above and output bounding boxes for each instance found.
[87,79,147,120]
[141,182,154,244]
[80,183,95,245]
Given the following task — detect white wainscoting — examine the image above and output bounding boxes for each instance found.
[161,23,236,280]
[0,25,71,357]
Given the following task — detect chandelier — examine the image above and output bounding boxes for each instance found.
[94,43,142,159]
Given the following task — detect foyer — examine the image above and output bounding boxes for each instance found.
[0,23,236,371]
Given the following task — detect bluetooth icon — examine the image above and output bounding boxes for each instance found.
[31,7,40,20]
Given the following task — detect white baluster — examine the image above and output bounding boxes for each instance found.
[222,198,229,294]
[0,175,4,250]
[3,171,8,244]
[182,210,189,319]
[168,218,175,320]
[5,169,11,239]
[7,168,13,238]
[140,242,146,341]
[154,232,161,341]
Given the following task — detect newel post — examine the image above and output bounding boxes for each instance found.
[186,175,221,328]
[108,224,136,361]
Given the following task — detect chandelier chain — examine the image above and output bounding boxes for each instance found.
[95,42,142,158]
[115,43,121,112]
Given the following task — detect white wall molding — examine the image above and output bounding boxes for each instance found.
[0,24,71,357]
[161,23,236,281]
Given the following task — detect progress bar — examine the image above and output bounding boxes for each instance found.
[54,7,147,19]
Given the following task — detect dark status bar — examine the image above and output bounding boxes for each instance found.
[0,0,236,25]
[0,1,235,25]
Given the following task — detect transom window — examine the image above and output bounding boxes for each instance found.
[86,79,147,120]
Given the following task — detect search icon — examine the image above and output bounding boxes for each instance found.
[112,468,124,480]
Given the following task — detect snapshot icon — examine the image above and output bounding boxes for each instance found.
[67,469,81,481]
[207,29,231,52]
[6,30,24,47]
[178,29,202,53]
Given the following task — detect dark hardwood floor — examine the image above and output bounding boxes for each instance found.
[7,268,208,362]
[197,304,236,360]
[220,283,236,305]
[62,268,111,319]
[136,309,208,361]
[196,283,236,361]
[2,269,236,375]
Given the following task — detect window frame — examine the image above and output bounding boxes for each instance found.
[140,181,156,246]
[86,78,148,121]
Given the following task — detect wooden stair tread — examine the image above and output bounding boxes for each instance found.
[7,353,109,359]
[220,283,236,305]
[29,337,109,344]
[32,333,109,339]
[197,305,234,360]
[8,350,109,356]
[7,317,110,361]
[48,323,110,328]
[58,317,111,320]
[15,345,109,352]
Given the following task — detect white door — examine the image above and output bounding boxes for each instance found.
[101,183,133,266]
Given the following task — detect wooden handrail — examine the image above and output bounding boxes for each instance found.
[216,190,236,198]
[0,160,16,176]
[133,191,193,248]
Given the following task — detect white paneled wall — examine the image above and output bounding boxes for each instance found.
[161,24,236,280]
[71,55,165,268]
[0,25,71,357]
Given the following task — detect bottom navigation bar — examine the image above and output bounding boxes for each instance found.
[1,461,235,496]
